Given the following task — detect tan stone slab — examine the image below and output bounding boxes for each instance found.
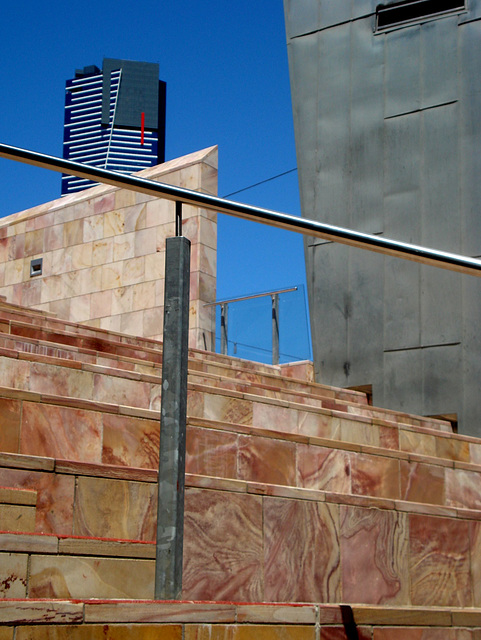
[58,537,155,559]
[0,387,42,402]
[0,452,55,471]
[17,351,83,370]
[246,482,326,502]
[451,609,481,626]
[308,435,362,453]
[325,492,396,510]
[394,500,458,518]
[0,626,13,640]
[84,601,237,623]
[236,604,317,624]
[14,624,182,640]
[0,532,58,553]
[55,459,157,483]
[408,452,454,468]
[0,600,83,624]
[0,552,28,597]
[119,405,158,420]
[457,507,481,520]
[317,605,344,624]
[185,473,247,493]
[0,504,36,533]
[29,555,155,599]
[0,486,36,506]
[351,605,452,626]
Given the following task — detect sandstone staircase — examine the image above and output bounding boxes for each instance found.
[1,298,481,638]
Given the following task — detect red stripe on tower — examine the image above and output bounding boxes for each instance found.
[141,112,145,145]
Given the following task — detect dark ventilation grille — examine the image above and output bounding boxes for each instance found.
[377,0,465,30]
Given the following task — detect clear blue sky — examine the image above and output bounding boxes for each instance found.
[0,1,309,358]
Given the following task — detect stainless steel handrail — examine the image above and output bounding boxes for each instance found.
[1,142,481,276]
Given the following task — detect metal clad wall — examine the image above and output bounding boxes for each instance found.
[285,0,481,433]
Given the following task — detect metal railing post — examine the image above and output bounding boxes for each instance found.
[272,293,279,365]
[155,225,190,600]
[220,303,228,355]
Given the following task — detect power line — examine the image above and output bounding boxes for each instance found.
[222,167,297,198]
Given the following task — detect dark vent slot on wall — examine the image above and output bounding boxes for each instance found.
[376,0,465,30]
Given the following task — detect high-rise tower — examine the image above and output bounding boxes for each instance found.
[62,58,166,194]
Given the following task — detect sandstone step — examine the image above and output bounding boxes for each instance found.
[2,599,481,638]
[1,450,480,606]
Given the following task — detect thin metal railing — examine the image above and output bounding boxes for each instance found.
[205,286,298,364]
[2,142,481,277]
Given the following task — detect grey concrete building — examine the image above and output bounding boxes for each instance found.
[284,0,481,434]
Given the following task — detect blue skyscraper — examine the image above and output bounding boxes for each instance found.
[62,58,166,194]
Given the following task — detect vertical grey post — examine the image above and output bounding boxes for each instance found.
[272,293,279,365]
[155,231,190,600]
[220,303,228,355]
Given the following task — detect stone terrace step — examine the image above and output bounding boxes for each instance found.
[1,450,481,606]
[2,599,481,638]
[0,299,372,406]
[0,383,477,508]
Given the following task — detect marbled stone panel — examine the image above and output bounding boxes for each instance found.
[252,402,298,433]
[183,489,263,602]
[73,476,156,541]
[351,454,400,499]
[92,373,151,408]
[202,394,253,425]
[340,506,409,605]
[29,555,154,599]
[446,468,481,510]
[436,436,470,462]
[469,520,481,606]
[102,413,160,469]
[297,413,340,439]
[297,444,350,493]
[20,403,102,463]
[0,468,74,535]
[0,397,21,453]
[399,430,437,457]
[186,426,238,479]
[409,514,471,606]
[400,461,445,505]
[263,497,341,603]
[238,435,296,486]
[340,418,380,447]
[29,362,94,400]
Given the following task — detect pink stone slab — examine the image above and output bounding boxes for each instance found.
[20,402,102,463]
[237,434,296,486]
[400,461,445,505]
[186,425,238,479]
[446,468,481,510]
[409,513,472,606]
[351,454,400,499]
[263,497,341,603]
[102,413,159,469]
[182,488,263,602]
[340,505,409,605]
[297,444,351,493]
[0,468,74,535]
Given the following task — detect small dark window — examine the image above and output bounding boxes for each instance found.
[377,0,465,30]
[30,258,43,277]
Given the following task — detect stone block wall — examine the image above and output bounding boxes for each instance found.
[0,146,218,349]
